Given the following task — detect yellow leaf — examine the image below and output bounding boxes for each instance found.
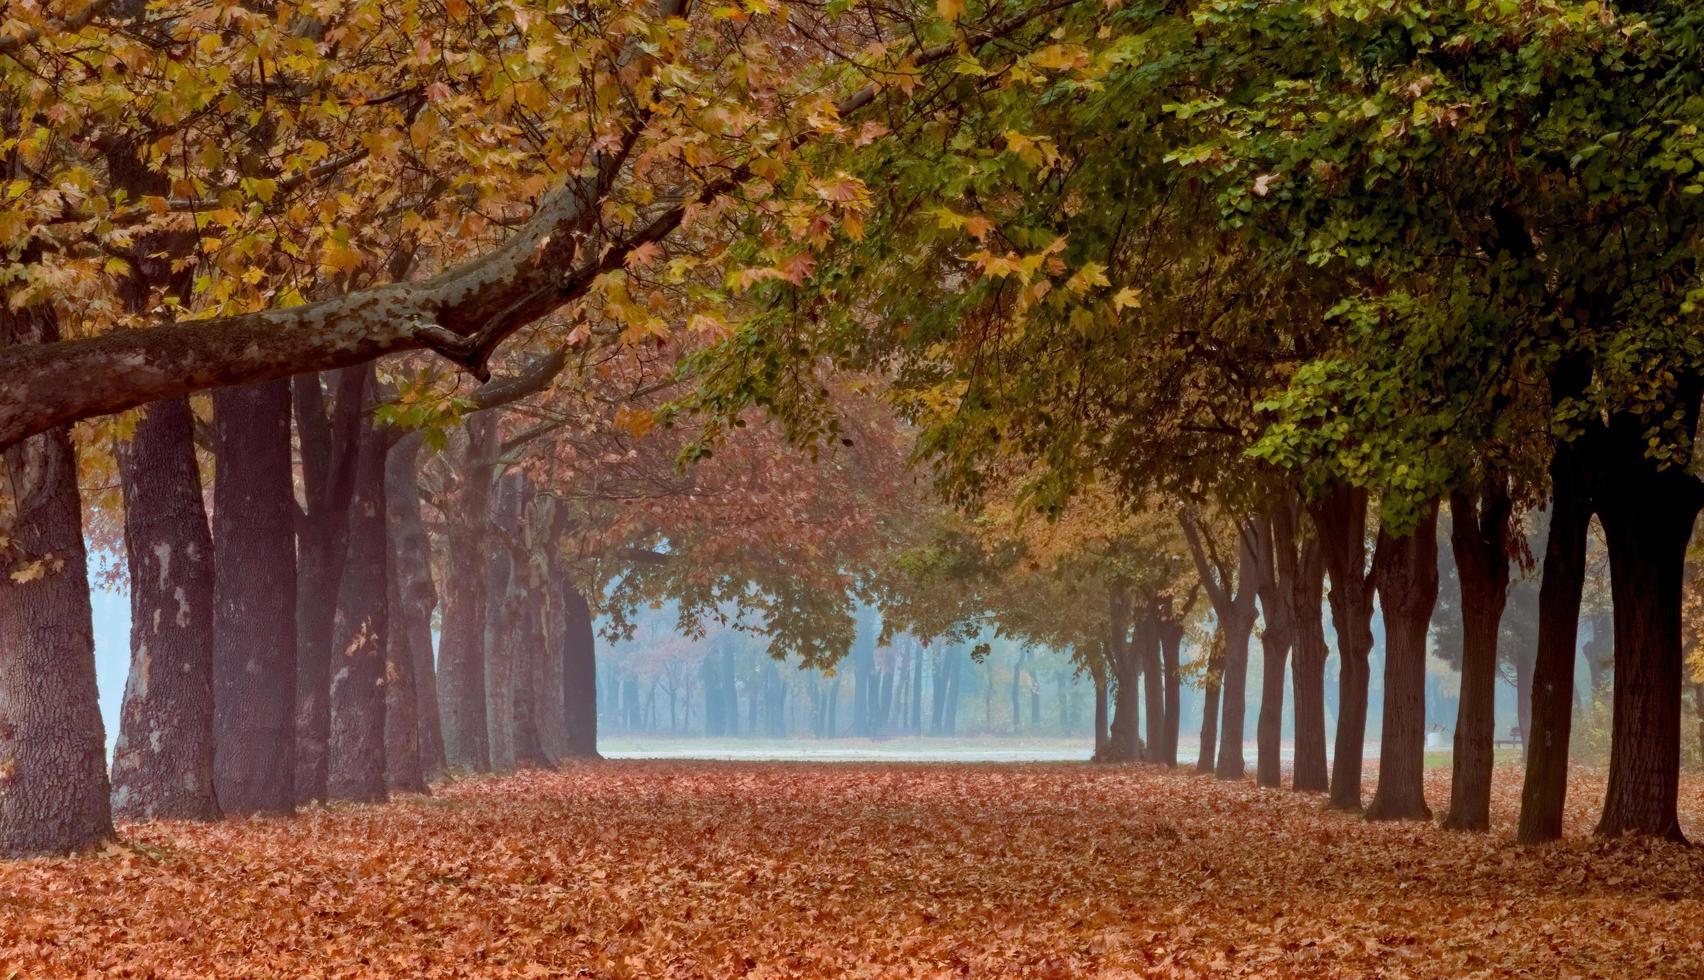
[937,0,964,22]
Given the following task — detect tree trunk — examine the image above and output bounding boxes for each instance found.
[511,582,552,770]
[384,542,427,794]
[291,368,365,806]
[1091,659,1110,759]
[384,432,445,784]
[1254,505,1297,789]
[1442,481,1512,832]
[111,397,220,823]
[1592,412,1702,841]
[1138,612,1165,762]
[484,473,521,771]
[1289,531,1330,793]
[326,376,389,804]
[438,414,495,772]
[1311,485,1375,811]
[1197,632,1223,773]
[1105,595,1142,762]
[1365,502,1440,822]
[560,582,600,757]
[212,379,298,815]
[1517,442,1592,844]
[0,302,113,856]
[1158,616,1183,767]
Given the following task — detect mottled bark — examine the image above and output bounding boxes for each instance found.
[484,473,522,771]
[0,302,113,857]
[1365,503,1440,822]
[327,373,389,804]
[292,368,365,806]
[1311,485,1376,811]
[385,432,445,784]
[111,397,220,823]
[1444,481,1512,832]
[511,580,552,771]
[212,379,298,816]
[438,413,495,772]
[1517,442,1592,844]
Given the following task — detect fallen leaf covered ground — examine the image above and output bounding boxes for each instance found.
[4,761,1704,977]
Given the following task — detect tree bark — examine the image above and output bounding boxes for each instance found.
[1105,593,1142,762]
[559,581,600,757]
[484,472,522,771]
[1254,506,1297,789]
[1591,405,1702,841]
[291,368,366,806]
[1280,504,1330,792]
[1197,631,1223,774]
[326,374,389,804]
[1517,441,1592,844]
[1091,658,1110,759]
[211,379,298,815]
[111,397,220,823]
[438,413,495,772]
[1311,485,1376,811]
[0,302,113,857]
[1365,502,1440,822]
[384,432,445,784]
[1157,612,1184,767]
[1138,608,1165,762]
[1442,480,1512,832]
[1181,513,1259,779]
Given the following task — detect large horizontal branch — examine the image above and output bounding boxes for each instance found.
[0,0,1075,449]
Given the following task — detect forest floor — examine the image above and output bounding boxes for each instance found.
[4,762,1704,977]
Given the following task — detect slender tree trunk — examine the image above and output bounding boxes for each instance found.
[1137,612,1165,762]
[438,414,495,772]
[1091,659,1110,759]
[290,369,365,806]
[560,582,600,757]
[110,397,220,823]
[1365,502,1440,822]
[1290,534,1330,792]
[1254,506,1296,789]
[1197,632,1223,773]
[384,432,445,784]
[1312,485,1376,811]
[211,379,299,815]
[327,377,389,804]
[0,302,113,856]
[1443,482,1512,832]
[1158,617,1183,767]
[1517,442,1592,844]
[1216,610,1256,778]
[1592,418,1701,840]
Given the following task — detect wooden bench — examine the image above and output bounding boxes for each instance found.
[1493,726,1523,748]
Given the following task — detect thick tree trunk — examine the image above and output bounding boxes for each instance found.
[559,582,600,757]
[384,432,445,784]
[0,303,113,856]
[1289,533,1330,792]
[484,474,522,771]
[1517,443,1592,844]
[111,397,220,823]
[511,584,552,770]
[327,377,389,804]
[438,414,495,772]
[384,544,427,794]
[1365,503,1440,822]
[1442,482,1512,832]
[1311,485,1376,811]
[1105,595,1142,762]
[212,379,299,815]
[1158,616,1183,767]
[1592,414,1701,840]
[291,369,365,806]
